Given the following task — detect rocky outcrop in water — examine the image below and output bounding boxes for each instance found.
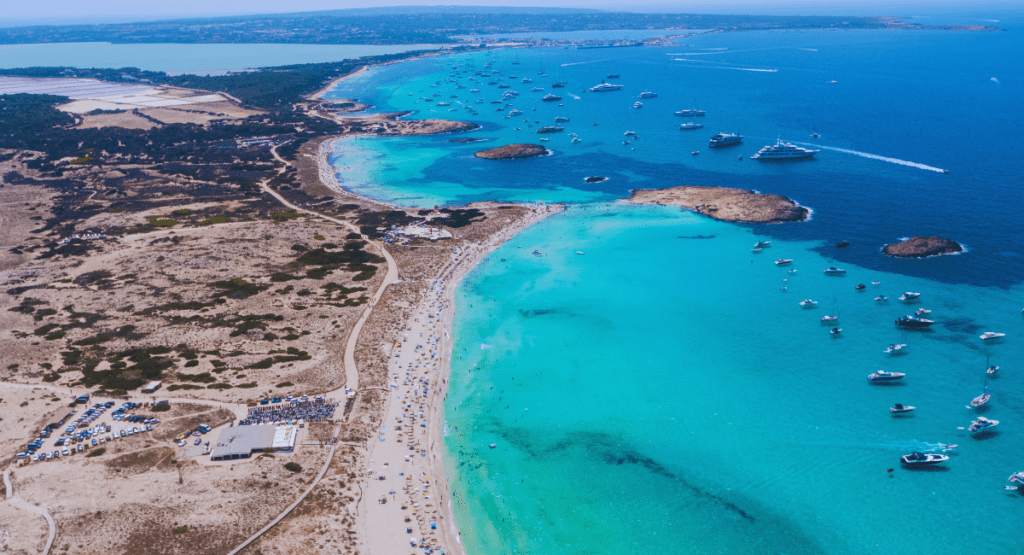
[474,144,548,160]
[624,185,809,224]
[883,236,963,258]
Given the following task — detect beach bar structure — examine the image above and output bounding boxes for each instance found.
[209,424,297,461]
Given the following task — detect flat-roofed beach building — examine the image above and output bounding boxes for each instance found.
[209,424,297,461]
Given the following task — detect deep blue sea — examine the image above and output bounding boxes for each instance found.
[324,21,1024,555]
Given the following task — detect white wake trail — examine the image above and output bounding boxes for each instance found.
[806,144,948,173]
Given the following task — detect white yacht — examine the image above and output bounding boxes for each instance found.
[752,139,819,160]
[590,81,623,92]
[638,91,658,98]
[679,122,703,130]
[674,108,705,117]
[968,416,999,434]
[799,299,817,308]
[901,452,948,466]
[709,133,743,147]
[542,93,562,102]
[868,370,906,382]
[823,267,846,275]
[885,343,907,354]
[980,332,1005,341]
[899,292,921,301]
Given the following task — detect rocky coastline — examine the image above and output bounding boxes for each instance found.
[883,236,963,258]
[624,185,810,224]
[474,143,548,160]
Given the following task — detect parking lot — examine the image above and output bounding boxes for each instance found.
[17,396,165,463]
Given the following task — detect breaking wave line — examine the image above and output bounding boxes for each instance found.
[806,144,947,173]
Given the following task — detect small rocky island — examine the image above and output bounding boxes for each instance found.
[625,185,809,224]
[475,143,548,160]
[883,236,963,258]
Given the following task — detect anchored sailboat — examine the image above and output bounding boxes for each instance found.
[969,356,992,409]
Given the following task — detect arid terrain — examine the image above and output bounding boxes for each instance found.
[625,185,810,224]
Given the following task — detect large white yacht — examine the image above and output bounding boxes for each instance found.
[752,139,819,160]
[590,81,623,92]
[674,108,705,117]
[709,133,743,147]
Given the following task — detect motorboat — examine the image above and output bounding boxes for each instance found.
[531,87,544,92]
[799,299,817,308]
[752,139,819,160]
[508,109,523,116]
[755,241,771,248]
[638,91,658,98]
[823,267,846,275]
[633,101,643,109]
[537,126,564,134]
[986,365,999,375]
[970,393,991,408]
[871,281,881,285]
[674,108,706,117]
[521,78,533,83]
[775,259,793,266]
[868,370,906,382]
[980,332,1005,341]
[709,133,743,147]
[624,130,636,136]
[821,315,839,323]
[1008,472,1024,490]
[890,404,916,414]
[901,452,949,466]
[554,116,570,122]
[855,284,866,290]
[542,94,562,102]
[751,247,762,253]
[896,315,934,328]
[606,74,620,79]
[691,151,699,155]
[590,81,623,92]
[884,343,907,354]
[830,327,842,335]
[679,122,703,130]
[551,81,567,88]
[899,292,921,301]
[915,308,931,316]
[968,416,999,434]
[875,296,888,301]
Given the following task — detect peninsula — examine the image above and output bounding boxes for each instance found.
[625,185,810,224]
[474,143,549,160]
[883,236,964,258]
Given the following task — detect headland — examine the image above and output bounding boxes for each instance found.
[624,185,810,224]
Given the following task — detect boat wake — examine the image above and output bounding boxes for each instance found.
[803,144,948,173]
[673,59,778,72]
[569,94,581,100]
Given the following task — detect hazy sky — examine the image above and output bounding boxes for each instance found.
[5,0,1017,24]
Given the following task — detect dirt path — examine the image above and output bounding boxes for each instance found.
[4,467,56,555]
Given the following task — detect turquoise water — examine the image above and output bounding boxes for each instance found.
[324,24,1024,555]
[0,42,437,73]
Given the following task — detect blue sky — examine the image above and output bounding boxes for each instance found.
[5,1,1019,25]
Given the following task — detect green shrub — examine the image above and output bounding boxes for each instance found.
[275,381,293,388]
[151,403,171,412]
[172,525,188,534]
[284,462,302,473]
[86,448,106,457]
[148,217,178,228]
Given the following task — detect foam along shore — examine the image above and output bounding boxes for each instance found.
[883,236,963,258]
[624,185,810,224]
[474,143,548,159]
[359,202,564,555]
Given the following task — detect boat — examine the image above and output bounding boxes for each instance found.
[571,137,582,143]
[575,251,584,255]
[871,281,881,285]
[868,370,906,382]
[638,91,658,98]
[836,241,850,248]
[821,296,840,322]
[470,88,480,93]
[751,247,762,253]
[1008,472,1024,490]
[633,101,643,109]
[775,259,793,266]
[691,151,699,155]
[498,84,511,89]
[590,81,623,92]
[542,93,562,102]
[436,101,451,106]
[890,404,916,414]
[987,365,999,375]
[624,131,636,136]
[915,308,931,315]
[875,296,888,301]
[679,122,703,130]
[755,241,771,248]
[674,109,706,117]
[823,267,846,275]
[901,452,949,466]
[537,126,564,134]
[980,332,1005,341]
[970,392,991,408]
[885,343,907,354]
[551,81,567,88]
[709,133,743,147]
[799,299,817,308]
[830,327,842,335]
[899,292,921,301]
[606,74,620,79]
[751,139,819,160]
[508,109,523,116]
[531,87,544,92]
[968,416,999,434]
[521,78,533,83]
[896,315,935,328]
[554,116,570,122]
[855,284,866,290]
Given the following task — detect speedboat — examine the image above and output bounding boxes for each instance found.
[679,122,703,130]
[551,81,567,88]
[606,74,620,79]
[709,133,743,147]
[554,116,570,122]
[901,452,949,466]
[752,139,819,160]
[890,404,916,414]
[821,314,839,323]
[855,284,866,290]
[624,130,636,136]
[915,308,931,316]
[899,292,921,301]
[1008,472,1024,490]
[875,296,889,301]
[799,299,817,307]
[633,101,643,109]
[674,108,705,117]
[986,365,999,375]
[896,315,934,328]
[774,259,793,266]
[531,87,544,92]
[537,126,564,134]
[751,247,762,253]
[980,332,1005,341]
[542,93,562,102]
[868,370,906,382]
[884,343,907,354]
[638,91,658,98]
[968,416,999,434]
[755,241,771,248]
[823,267,846,275]
[830,327,842,335]
[871,281,881,285]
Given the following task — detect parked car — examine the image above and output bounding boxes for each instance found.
[194,438,201,446]
[119,430,126,437]
[77,444,84,452]
[177,440,187,447]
